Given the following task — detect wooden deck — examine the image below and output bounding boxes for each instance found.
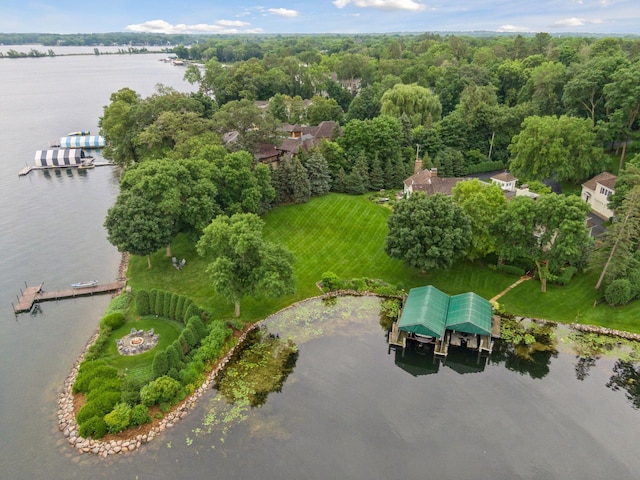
[13,281,126,314]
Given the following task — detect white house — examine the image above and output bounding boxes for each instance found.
[490,172,517,192]
[581,172,617,219]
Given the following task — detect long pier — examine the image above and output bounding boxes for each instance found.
[13,281,126,314]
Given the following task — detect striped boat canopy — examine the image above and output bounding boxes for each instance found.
[58,136,105,148]
[34,149,87,167]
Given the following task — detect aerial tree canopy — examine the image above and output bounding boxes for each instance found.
[196,213,296,317]
[380,83,442,128]
[385,192,472,271]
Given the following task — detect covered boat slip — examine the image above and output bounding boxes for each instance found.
[390,285,498,356]
[56,135,105,148]
[34,148,92,167]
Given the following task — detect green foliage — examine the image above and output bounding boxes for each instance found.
[104,292,132,314]
[77,403,103,425]
[100,312,126,330]
[175,295,186,321]
[135,289,150,316]
[86,377,123,402]
[130,404,152,426]
[140,376,185,407]
[187,316,207,339]
[497,264,526,276]
[165,344,181,371]
[78,416,108,440]
[553,266,578,286]
[163,292,172,318]
[169,293,179,320]
[605,279,632,306]
[465,161,505,174]
[148,289,158,313]
[73,362,118,394]
[104,403,132,434]
[183,304,198,324]
[385,192,472,271]
[152,350,170,378]
[379,298,401,331]
[321,271,340,291]
[155,290,165,316]
[121,374,151,406]
[182,327,198,349]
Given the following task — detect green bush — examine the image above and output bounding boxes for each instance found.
[163,292,172,318]
[169,293,179,320]
[77,402,102,425]
[175,296,186,321]
[148,289,158,313]
[165,344,181,371]
[172,339,186,360]
[100,312,126,330]
[605,279,632,306]
[152,350,169,378]
[105,292,132,314]
[321,271,340,290]
[136,289,150,316]
[86,377,122,401]
[496,264,525,276]
[73,363,118,394]
[104,402,132,434]
[179,363,203,386]
[183,304,198,324]
[628,268,640,299]
[553,266,578,286]
[140,376,185,407]
[90,391,122,415]
[188,316,207,339]
[121,374,151,406]
[193,322,231,363]
[130,404,151,426]
[154,290,165,316]
[182,327,198,349]
[78,416,108,439]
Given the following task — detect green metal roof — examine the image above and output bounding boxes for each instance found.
[445,292,493,336]
[398,287,493,339]
[398,285,449,338]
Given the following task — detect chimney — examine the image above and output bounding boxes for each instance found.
[430,167,438,178]
[414,158,423,175]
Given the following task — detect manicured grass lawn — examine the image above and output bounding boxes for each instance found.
[126,192,640,332]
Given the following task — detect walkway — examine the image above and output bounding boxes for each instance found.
[490,275,532,303]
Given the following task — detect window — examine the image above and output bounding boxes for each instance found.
[599,186,611,198]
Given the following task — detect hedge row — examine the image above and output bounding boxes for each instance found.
[466,160,505,174]
[135,289,204,324]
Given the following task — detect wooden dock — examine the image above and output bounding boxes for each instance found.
[13,281,126,314]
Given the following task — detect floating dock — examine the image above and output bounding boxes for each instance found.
[13,281,126,314]
[18,161,114,176]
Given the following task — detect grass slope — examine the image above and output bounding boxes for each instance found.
[127,193,640,332]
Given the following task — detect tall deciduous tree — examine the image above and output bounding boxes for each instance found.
[452,180,507,260]
[380,83,442,128]
[508,115,603,183]
[196,213,295,317]
[104,191,174,269]
[385,192,472,270]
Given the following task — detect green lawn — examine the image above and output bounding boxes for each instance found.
[126,192,640,332]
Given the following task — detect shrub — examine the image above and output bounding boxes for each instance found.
[165,344,181,371]
[553,266,578,286]
[73,363,117,394]
[86,377,122,401]
[130,404,151,426]
[628,268,640,300]
[136,289,150,316]
[169,293,179,320]
[175,296,186,321]
[605,279,632,306]
[152,350,169,378]
[321,271,340,290]
[140,376,185,407]
[104,403,132,434]
[77,402,102,425]
[182,327,198,349]
[154,290,165,316]
[183,304,198,324]
[78,416,108,439]
[148,289,158,313]
[105,292,132,314]
[100,312,126,330]
[163,292,172,318]
[90,391,122,415]
[121,375,151,406]
[194,322,231,363]
[172,339,185,360]
[188,316,207,339]
[496,264,525,276]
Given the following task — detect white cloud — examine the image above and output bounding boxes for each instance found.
[551,17,585,28]
[497,24,531,32]
[125,19,250,34]
[267,8,299,17]
[333,0,426,12]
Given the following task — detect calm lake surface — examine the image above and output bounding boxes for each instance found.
[1,50,639,480]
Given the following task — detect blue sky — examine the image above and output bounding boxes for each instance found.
[1,0,639,34]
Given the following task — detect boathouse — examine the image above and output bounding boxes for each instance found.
[34,149,90,167]
[390,285,498,356]
[57,135,105,148]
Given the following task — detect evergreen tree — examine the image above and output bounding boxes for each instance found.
[288,157,311,204]
[370,155,385,191]
[304,151,332,196]
[345,169,365,195]
[353,153,371,191]
[333,167,347,193]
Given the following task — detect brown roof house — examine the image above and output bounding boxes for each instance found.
[403,158,466,197]
[581,172,617,219]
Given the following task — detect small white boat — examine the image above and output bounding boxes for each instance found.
[68,130,90,136]
[71,280,98,289]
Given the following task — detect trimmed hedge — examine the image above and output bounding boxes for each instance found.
[136,289,150,316]
[130,404,151,426]
[148,289,158,313]
[154,290,165,316]
[104,402,132,434]
[78,416,108,439]
[100,312,126,330]
[169,293,179,320]
[140,376,185,407]
[553,266,578,286]
[496,264,525,276]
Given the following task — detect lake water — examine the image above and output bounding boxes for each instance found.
[1,50,639,480]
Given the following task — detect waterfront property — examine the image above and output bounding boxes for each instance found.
[55,135,105,149]
[389,285,500,356]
